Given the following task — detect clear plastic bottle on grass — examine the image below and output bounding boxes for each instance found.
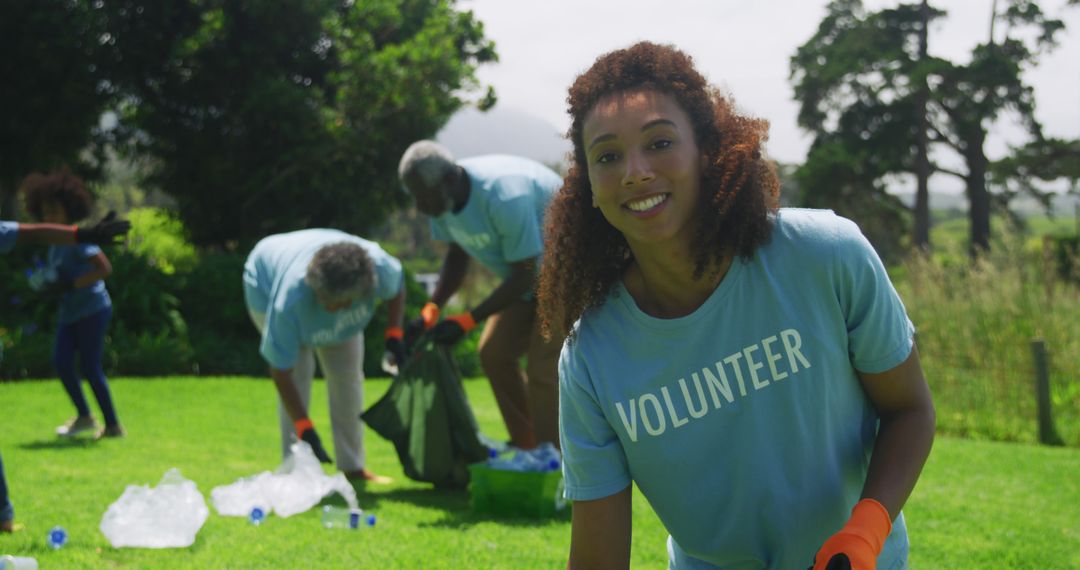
[321,505,376,530]
[0,556,39,570]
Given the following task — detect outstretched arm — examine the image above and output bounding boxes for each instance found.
[14,223,78,246]
[430,243,470,307]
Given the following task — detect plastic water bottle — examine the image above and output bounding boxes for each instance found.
[25,267,56,292]
[0,556,39,570]
[248,506,267,526]
[46,526,67,550]
[320,505,375,530]
[531,442,562,471]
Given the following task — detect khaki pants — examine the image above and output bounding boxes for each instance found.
[248,310,367,473]
[478,299,562,449]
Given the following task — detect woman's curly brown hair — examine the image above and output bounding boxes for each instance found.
[21,167,93,223]
[538,42,780,340]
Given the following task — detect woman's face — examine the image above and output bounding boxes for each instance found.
[582,89,702,252]
[41,200,68,224]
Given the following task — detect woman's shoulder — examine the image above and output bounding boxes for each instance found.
[771,208,866,252]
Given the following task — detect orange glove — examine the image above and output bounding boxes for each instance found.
[420,302,441,329]
[812,499,892,570]
[431,312,477,345]
[445,312,476,332]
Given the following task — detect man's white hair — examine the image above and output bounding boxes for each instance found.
[398,140,456,188]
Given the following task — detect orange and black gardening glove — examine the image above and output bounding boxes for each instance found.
[384,326,406,368]
[812,499,892,570]
[404,302,441,350]
[430,312,476,346]
[295,418,333,464]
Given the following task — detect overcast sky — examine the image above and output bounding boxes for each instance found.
[457,0,1079,166]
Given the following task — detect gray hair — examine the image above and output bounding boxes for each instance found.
[398,140,457,188]
[305,242,375,302]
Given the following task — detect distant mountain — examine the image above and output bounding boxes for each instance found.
[436,106,571,168]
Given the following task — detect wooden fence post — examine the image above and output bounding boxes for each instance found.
[1031,338,1064,446]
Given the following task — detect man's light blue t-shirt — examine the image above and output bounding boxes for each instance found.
[242,229,403,370]
[429,155,561,279]
[0,221,18,254]
[48,244,111,325]
[559,209,914,570]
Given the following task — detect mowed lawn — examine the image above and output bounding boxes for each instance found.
[1,377,1077,569]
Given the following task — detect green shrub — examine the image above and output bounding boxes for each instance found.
[124,208,198,274]
[174,251,263,375]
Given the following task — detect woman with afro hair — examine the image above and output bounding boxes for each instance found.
[538,42,934,569]
[22,168,125,440]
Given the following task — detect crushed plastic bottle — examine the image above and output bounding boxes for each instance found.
[210,441,358,519]
[46,526,67,550]
[248,506,267,526]
[99,468,210,548]
[25,266,56,292]
[321,505,376,530]
[0,555,39,569]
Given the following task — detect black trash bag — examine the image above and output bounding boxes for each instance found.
[361,334,490,489]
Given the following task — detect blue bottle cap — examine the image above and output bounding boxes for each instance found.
[47,526,67,549]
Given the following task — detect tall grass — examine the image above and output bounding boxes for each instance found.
[894,230,1080,446]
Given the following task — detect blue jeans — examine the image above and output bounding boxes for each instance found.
[54,306,119,427]
[0,451,12,523]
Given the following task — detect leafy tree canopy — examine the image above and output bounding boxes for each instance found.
[0,0,115,217]
[102,0,496,247]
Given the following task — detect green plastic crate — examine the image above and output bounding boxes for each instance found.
[468,463,568,518]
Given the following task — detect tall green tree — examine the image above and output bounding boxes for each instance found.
[792,0,1070,256]
[103,0,496,247]
[0,0,114,217]
[791,0,937,259]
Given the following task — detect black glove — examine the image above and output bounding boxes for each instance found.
[403,315,427,352]
[826,555,852,570]
[807,554,852,570]
[76,211,131,245]
[299,426,333,464]
[385,336,407,369]
[430,319,467,346]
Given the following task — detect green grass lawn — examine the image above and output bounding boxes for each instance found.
[1,376,1078,568]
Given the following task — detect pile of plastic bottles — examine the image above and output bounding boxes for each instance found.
[485,442,561,472]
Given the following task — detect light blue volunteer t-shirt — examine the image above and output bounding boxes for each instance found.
[559,209,914,570]
[48,244,112,325]
[0,221,17,253]
[429,155,560,279]
[242,229,403,370]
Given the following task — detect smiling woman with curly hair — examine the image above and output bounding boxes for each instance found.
[538,42,935,570]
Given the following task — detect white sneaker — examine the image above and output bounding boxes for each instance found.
[56,416,99,437]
